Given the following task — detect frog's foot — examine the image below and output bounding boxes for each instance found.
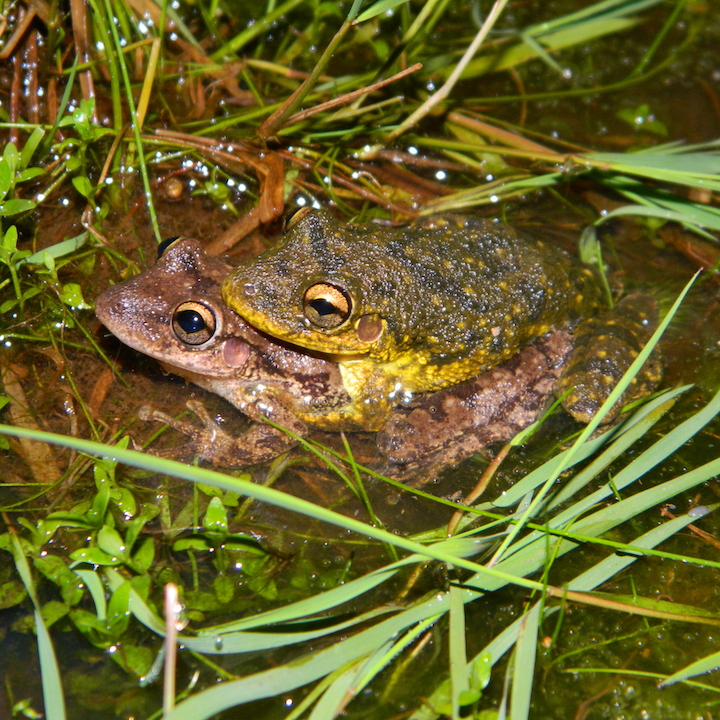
[556,291,663,424]
[138,400,300,467]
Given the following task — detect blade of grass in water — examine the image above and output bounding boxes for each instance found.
[9,529,67,720]
[307,642,393,720]
[487,271,697,567]
[660,647,720,687]
[7,406,717,719]
[413,510,710,720]
[100,0,161,242]
[544,393,678,510]
[510,602,542,720]
[488,384,690,510]
[449,579,469,719]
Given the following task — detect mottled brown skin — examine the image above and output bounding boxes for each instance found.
[222,210,601,429]
[96,238,350,465]
[95,238,579,471]
[378,330,575,476]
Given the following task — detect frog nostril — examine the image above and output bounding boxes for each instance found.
[172,301,217,346]
[243,283,256,297]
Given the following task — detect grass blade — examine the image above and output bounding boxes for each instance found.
[9,530,66,720]
[510,603,541,720]
[660,649,720,687]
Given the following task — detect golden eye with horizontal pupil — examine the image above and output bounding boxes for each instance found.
[283,206,312,233]
[303,283,352,329]
[172,302,217,346]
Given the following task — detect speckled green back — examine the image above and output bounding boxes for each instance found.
[223,212,600,380]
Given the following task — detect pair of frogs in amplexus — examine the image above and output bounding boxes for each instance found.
[96,207,662,478]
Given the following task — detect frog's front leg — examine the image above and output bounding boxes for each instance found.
[337,360,395,431]
[138,400,305,467]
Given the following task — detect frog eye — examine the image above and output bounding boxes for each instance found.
[158,236,184,257]
[283,206,313,233]
[303,283,352,330]
[172,301,217,346]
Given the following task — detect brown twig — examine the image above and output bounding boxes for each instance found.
[282,63,423,127]
[446,441,512,536]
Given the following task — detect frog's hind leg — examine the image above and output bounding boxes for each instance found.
[555,291,663,424]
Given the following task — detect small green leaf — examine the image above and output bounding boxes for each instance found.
[22,232,87,265]
[107,581,131,629]
[19,127,45,170]
[247,575,277,600]
[72,175,94,199]
[197,482,223,498]
[111,486,137,519]
[1,225,18,253]
[0,161,12,200]
[469,652,492,692]
[42,250,55,272]
[203,496,228,532]
[130,573,152,601]
[33,555,84,605]
[173,537,211,552]
[0,580,27,609]
[132,536,155,574]
[17,167,44,183]
[123,513,149,555]
[0,198,36,216]
[3,142,19,173]
[12,698,43,719]
[89,478,111,524]
[213,574,235,604]
[457,689,481,706]
[69,606,111,636]
[40,599,70,628]
[356,0,406,23]
[578,225,600,265]
[59,282,90,309]
[185,590,220,612]
[97,526,127,559]
[74,569,107,620]
[70,547,119,566]
[109,643,155,678]
[616,104,667,136]
[64,153,82,172]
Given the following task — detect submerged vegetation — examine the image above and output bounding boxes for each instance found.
[1,0,720,718]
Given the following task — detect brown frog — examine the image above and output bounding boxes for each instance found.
[95,238,578,472]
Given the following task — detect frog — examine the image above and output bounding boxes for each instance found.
[96,237,350,466]
[95,237,585,471]
[222,209,660,430]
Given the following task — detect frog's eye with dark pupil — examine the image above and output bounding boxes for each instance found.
[283,206,312,233]
[158,236,184,257]
[303,283,352,329]
[172,301,217,346]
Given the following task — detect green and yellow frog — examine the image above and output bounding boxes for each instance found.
[223,209,647,430]
[95,237,576,472]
